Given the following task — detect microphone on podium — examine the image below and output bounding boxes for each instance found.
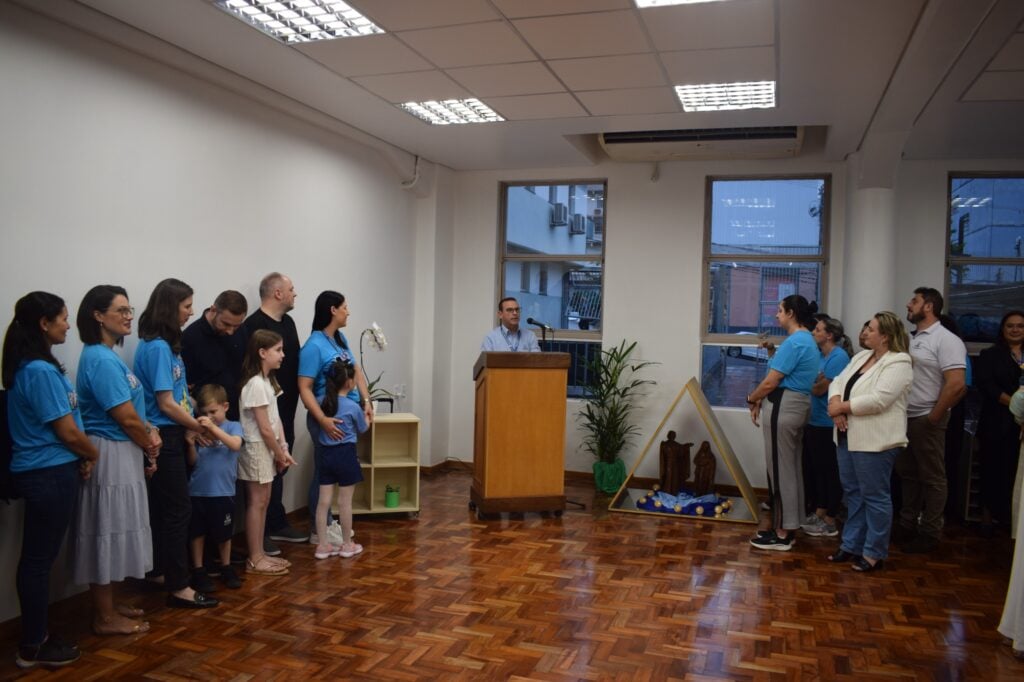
[526,317,553,331]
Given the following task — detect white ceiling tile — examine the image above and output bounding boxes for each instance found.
[397,21,536,67]
[988,33,1024,70]
[513,11,651,60]
[549,54,666,90]
[641,0,774,51]
[296,35,432,77]
[491,0,632,19]
[576,87,679,115]
[354,0,500,31]
[661,46,775,85]
[485,93,589,119]
[962,71,1024,100]
[446,62,564,97]
[353,70,469,103]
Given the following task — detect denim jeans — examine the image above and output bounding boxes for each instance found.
[13,460,79,646]
[837,444,899,561]
[306,413,324,528]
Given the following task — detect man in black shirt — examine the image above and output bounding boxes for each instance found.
[244,272,305,545]
[181,290,248,419]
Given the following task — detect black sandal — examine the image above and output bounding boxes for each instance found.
[852,557,884,572]
[826,549,861,563]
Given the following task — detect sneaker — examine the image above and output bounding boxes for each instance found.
[263,537,282,556]
[309,532,318,545]
[314,545,340,560]
[204,561,222,578]
[219,564,243,589]
[190,567,217,594]
[802,513,820,526]
[338,542,363,559]
[760,501,772,511]
[801,515,838,537]
[326,520,347,545]
[269,526,308,543]
[749,531,795,551]
[16,638,81,669]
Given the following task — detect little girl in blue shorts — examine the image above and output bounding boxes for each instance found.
[313,359,368,560]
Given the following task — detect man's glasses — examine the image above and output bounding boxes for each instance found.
[503,307,521,313]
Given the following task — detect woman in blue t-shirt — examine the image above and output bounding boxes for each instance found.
[745,294,820,552]
[135,278,216,610]
[298,291,372,537]
[2,292,98,669]
[72,285,160,637]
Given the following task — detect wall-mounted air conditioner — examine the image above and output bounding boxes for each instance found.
[551,202,568,226]
[569,214,586,235]
[599,126,804,162]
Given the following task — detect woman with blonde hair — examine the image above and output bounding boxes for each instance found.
[826,311,914,572]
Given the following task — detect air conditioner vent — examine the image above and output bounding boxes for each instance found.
[599,126,804,162]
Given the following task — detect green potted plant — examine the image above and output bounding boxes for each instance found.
[384,483,400,508]
[578,340,656,494]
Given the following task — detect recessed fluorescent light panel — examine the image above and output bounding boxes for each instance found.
[635,0,729,7]
[212,0,384,44]
[675,81,776,112]
[399,100,505,125]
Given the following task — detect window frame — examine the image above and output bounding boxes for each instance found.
[945,171,1024,350]
[498,179,607,341]
[700,174,832,406]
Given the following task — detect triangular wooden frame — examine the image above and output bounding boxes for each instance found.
[608,377,761,524]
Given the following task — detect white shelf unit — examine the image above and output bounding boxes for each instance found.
[350,412,420,515]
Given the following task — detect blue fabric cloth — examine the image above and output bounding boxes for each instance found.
[481,325,540,352]
[12,460,78,646]
[318,397,368,446]
[77,344,147,441]
[769,329,819,394]
[837,443,899,561]
[809,346,851,427]
[7,360,80,472]
[188,420,243,497]
[319,442,364,487]
[298,330,359,403]
[134,338,192,427]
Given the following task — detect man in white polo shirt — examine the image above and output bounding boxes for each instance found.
[896,287,967,554]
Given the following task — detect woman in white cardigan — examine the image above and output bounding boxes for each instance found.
[826,311,914,572]
[997,384,1024,658]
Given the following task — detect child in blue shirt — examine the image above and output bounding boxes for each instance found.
[185,385,243,592]
[313,359,368,561]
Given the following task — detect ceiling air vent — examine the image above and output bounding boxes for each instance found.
[598,126,804,162]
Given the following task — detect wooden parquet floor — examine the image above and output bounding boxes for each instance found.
[2,469,1022,681]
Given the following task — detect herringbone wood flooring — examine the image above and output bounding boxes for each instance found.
[2,469,1021,680]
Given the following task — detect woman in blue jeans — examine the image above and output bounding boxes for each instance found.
[2,292,99,669]
[298,291,372,540]
[826,311,914,572]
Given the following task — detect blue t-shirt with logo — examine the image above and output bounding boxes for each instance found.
[319,396,369,446]
[298,330,360,403]
[77,343,147,441]
[8,360,81,472]
[134,338,192,428]
[188,420,243,497]
[809,346,851,427]
[768,329,819,395]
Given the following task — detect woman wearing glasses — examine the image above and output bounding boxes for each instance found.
[70,286,160,635]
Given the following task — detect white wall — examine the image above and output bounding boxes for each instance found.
[0,5,417,622]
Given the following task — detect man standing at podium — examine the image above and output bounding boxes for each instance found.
[481,297,541,352]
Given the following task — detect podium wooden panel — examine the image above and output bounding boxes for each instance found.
[471,352,570,516]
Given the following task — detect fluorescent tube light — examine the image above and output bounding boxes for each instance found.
[675,81,776,112]
[213,0,384,44]
[399,99,505,125]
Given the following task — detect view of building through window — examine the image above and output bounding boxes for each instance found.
[701,177,829,407]
[947,175,1024,342]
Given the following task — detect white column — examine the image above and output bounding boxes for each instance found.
[843,179,899,334]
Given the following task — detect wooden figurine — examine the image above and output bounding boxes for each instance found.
[692,441,716,496]
[659,431,692,495]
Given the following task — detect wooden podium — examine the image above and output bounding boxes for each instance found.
[470,352,570,517]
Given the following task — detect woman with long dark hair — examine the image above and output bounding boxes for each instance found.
[745,294,820,551]
[977,310,1024,533]
[3,292,98,669]
[134,278,217,609]
[71,285,158,636]
[297,291,372,542]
